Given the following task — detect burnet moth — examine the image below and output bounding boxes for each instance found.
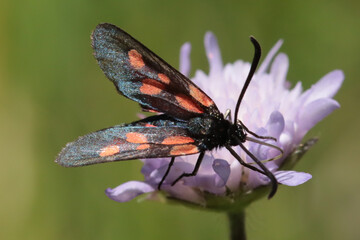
[56,23,283,198]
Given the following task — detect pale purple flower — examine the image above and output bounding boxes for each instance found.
[106,33,343,207]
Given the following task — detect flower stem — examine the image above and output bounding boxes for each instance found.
[227,211,246,240]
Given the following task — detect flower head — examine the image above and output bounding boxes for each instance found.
[106,33,343,209]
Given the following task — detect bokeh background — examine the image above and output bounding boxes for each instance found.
[1,0,359,239]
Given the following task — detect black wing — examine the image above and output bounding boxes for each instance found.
[56,115,201,167]
[91,23,220,120]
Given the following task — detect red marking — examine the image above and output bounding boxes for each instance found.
[148,109,160,113]
[158,73,171,84]
[128,49,145,69]
[126,132,148,144]
[145,123,157,127]
[189,84,214,107]
[137,144,150,150]
[162,136,195,145]
[99,145,120,157]
[170,144,199,155]
[175,94,203,113]
[142,106,160,113]
[140,78,166,95]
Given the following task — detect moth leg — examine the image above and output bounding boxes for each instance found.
[225,146,267,175]
[171,151,205,186]
[224,109,232,121]
[158,157,176,190]
[228,138,278,199]
[237,141,277,198]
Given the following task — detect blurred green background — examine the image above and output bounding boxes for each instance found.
[1,0,359,239]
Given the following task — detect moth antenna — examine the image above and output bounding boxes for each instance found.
[234,37,261,123]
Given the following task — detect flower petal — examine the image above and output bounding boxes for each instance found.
[192,174,225,194]
[179,42,191,77]
[270,53,289,88]
[162,184,205,204]
[266,110,285,139]
[275,171,312,186]
[205,32,223,76]
[257,39,283,75]
[212,159,231,187]
[259,170,312,186]
[105,181,154,202]
[299,98,340,134]
[303,70,344,105]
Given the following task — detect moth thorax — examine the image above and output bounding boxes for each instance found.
[187,116,217,136]
[187,116,231,150]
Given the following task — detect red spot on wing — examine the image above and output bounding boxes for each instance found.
[99,145,120,157]
[147,109,160,113]
[158,73,171,84]
[145,123,157,127]
[162,136,195,145]
[140,78,166,95]
[128,49,145,69]
[136,144,150,150]
[170,144,199,155]
[189,84,214,107]
[126,132,148,143]
[175,94,204,113]
[141,106,161,113]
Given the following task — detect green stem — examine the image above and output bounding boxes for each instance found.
[228,211,246,240]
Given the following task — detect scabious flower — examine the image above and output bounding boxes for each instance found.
[106,33,343,209]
